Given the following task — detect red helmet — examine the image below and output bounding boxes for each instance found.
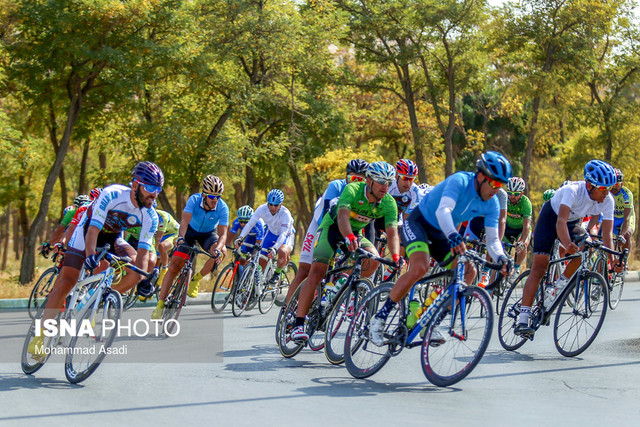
[395,159,418,177]
[89,187,102,201]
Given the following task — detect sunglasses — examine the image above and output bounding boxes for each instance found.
[507,191,522,197]
[239,220,248,225]
[373,179,393,187]
[268,203,280,208]
[484,177,503,189]
[204,194,221,200]
[347,174,364,183]
[398,175,415,182]
[594,185,612,191]
[137,181,162,194]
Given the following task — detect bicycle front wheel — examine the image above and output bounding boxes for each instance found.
[123,289,138,311]
[232,264,255,317]
[344,283,401,379]
[163,271,189,336]
[422,286,493,387]
[608,272,624,310]
[65,290,122,384]
[275,261,297,307]
[324,279,373,365]
[554,271,608,357]
[276,283,305,358]
[21,299,57,375]
[497,270,531,351]
[28,267,58,319]
[211,263,234,313]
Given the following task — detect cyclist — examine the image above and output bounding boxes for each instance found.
[287,159,369,306]
[152,175,229,319]
[41,194,91,256]
[514,160,623,338]
[504,177,532,276]
[61,188,103,245]
[235,189,294,287]
[369,151,513,346]
[290,161,401,342]
[29,162,163,357]
[543,189,555,203]
[226,205,265,263]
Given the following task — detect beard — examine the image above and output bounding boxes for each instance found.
[136,187,155,208]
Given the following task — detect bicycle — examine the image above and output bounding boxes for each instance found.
[590,235,627,310]
[277,247,392,360]
[161,242,217,335]
[21,245,156,384]
[28,249,65,319]
[211,246,245,313]
[498,238,627,357]
[343,249,505,387]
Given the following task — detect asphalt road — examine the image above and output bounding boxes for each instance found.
[1,281,639,426]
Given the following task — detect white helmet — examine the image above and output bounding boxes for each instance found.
[506,177,525,193]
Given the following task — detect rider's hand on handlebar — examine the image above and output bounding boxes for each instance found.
[267,248,277,259]
[392,253,405,270]
[497,255,512,277]
[447,232,466,256]
[345,233,360,253]
[84,254,99,270]
[565,242,579,255]
[175,237,185,248]
[234,238,243,249]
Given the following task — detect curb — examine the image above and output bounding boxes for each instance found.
[0,292,214,310]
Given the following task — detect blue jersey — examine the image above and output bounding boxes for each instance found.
[419,172,500,232]
[183,193,230,233]
[320,179,347,222]
[230,218,265,245]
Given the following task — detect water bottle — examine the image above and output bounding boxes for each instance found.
[321,282,336,307]
[333,273,348,294]
[255,265,263,289]
[406,300,420,327]
[77,288,96,311]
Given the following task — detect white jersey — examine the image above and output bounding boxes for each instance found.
[388,181,421,218]
[69,184,159,252]
[239,203,294,249]
[409,185,434,213]
[550,181,614,221]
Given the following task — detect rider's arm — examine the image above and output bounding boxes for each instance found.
[49,224,65,245]
[385,225,400,259]
[586,215,600,234]
[238,210,260,240]
[498,208,507,240]
[177,212,191,241]
[84,225,101,257]
[61,223,77,245]
[555,205,577,253]
[621,207,632,238]
[154,230,165,251]
[434,196,458,237]
[485,226,506,261]
[521,217,531,242]
[215,225,228,252]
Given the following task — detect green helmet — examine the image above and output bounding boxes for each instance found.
[543,189,555,202]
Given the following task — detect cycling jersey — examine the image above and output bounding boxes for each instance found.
[239,203,293,250]
[550,181,614,221]
[323,182,398,232]
[157,210,179,236]
[506,194,532,229]
[611,185,636,233]
[70,204,90,226]
[69,184,158,252]
[183,193,230,233]
[60,206,79,228]
[388,181,420,217]
[230,217,265,245]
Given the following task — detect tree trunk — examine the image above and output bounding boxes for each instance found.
[156,191,175,219]
[13,206,20,260]
[233,182,245,210]
[78,138,91,194]
[1,206,9,270]
[287,158,310,225]
[522,95,542,196]
[399,64,427,184]
[48,98,68,212]
[245,165,255,207]
[175,190,185,222]
[99,151,107,171]
[19,89,86,284]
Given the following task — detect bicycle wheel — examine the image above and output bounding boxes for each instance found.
[211,263,234,313]
[344,283,402,379]
[21,300,58,375]
[554,271,608,357]
[65,289,122,383]
[324,278,373,365]
[258,276,280,314]
[123,289,138,311]
[497,270,531,351]
[306,290,325,352]
[162,270,189,335]
[232,263,255,317]
[275,261,297,307]
[422,286,493,387]
[28,267,58,319]
[276,283,305,358]
[608,272,624,310]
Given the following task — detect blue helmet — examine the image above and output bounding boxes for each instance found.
[237,205,254,220]
[267,189,285,205]
[346,159,369,175]
[476,151,512,184]
[366,161,396,184]
[584,160,616,187]
[132,161,164,188]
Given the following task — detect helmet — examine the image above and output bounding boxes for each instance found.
[396,159,418,177]
[543,189,555,202]
[583,160,616,187]
[346,159,369,175]
[613,168,623,183]
[202,175,224,195]
[366,161,396,184]
[132,161,164,188]
[506,177,526,193]
[89,187,102,201]
[561,180,572,187]
[267,189,285,205]
[237,205,254,220]
[73,194,90,207]
[476,151,512,184]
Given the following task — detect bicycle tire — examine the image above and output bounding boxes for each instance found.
[211,263,234,313]
[497,270,530,351]
[65,289,122,384]
[306,289,325,352]
[422,286,493,387]
[258,278,279,314]
[276,282,305,358]
[275,261,297,307]
[344,283,401,379]
[21,298,57,375]
[324,278,373,365]
[162,270,189,336]
[123,289,138,311]
[28,267,58,319]
[553,271,608,357]
[608,272,624,310]
[232,263,256,317]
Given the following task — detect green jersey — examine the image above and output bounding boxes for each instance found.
[506,194,532,229]
[61,207,78,228]
[319,182,398,232]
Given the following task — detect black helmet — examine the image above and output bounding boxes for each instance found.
[346,159,369,175]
